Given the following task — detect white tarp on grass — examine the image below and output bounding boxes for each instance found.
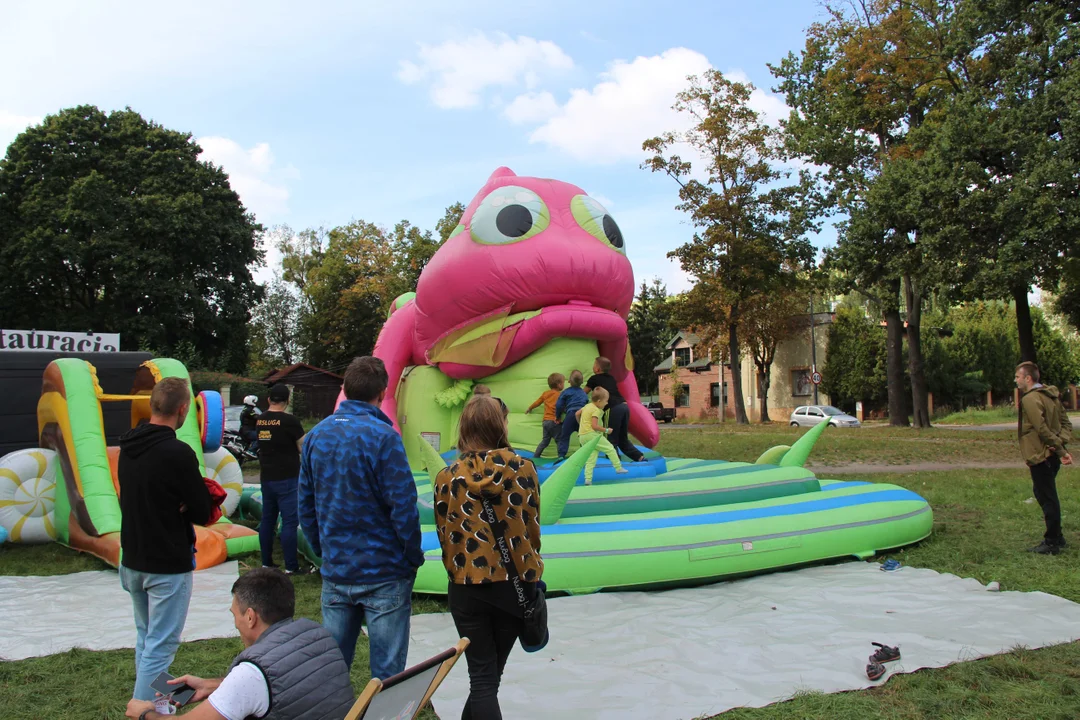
[409,563,1080,720]
[0,561,239,661]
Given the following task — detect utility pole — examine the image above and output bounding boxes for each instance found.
[810,294,819,404]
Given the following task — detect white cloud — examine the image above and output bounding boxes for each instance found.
[523,49,792,165]
[0,110,42,154]
[503,91,559,124]
[527,48,712,163]
[397,32,573,109]
[197,137,292,222]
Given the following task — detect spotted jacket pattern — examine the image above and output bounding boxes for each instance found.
[434,448,543,584]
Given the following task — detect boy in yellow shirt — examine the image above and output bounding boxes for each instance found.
[575,387,629,485]
[526,373,564,458]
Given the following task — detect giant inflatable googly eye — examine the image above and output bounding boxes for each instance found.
[0,448,58,544]
[197,390,224,453]
[202,447,243,517]
[470,186,550,245]
[571,195,625,253]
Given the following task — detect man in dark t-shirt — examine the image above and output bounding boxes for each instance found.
[586,356,645,463]
[256,384,306,573]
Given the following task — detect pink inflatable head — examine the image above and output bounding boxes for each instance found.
[413,167,635,350]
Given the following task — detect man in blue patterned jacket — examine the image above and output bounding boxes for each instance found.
[299,356,424,680]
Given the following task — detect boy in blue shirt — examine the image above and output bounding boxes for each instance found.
[555,369,589,461]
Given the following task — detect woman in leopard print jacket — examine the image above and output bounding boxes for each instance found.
[434,394,543,720]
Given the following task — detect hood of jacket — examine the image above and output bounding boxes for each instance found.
[455,448,527,497]
[118,423,178,459]
[1031,384,1061,400]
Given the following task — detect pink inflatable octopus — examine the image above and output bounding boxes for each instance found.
[341,167,660,448]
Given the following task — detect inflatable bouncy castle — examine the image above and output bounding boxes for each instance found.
[0,357,256,568]
[321,167,934,595]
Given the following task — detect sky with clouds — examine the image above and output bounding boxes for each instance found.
[1,0,836,290]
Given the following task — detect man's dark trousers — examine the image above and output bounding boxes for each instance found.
[1030,455,1064,545]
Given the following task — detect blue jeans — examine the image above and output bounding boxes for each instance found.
[556,414,579,457]
[321,576,414,679]
[260,478,299,571]
[119,567,193,701]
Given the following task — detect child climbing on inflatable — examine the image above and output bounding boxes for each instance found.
[576,387,629,485]
[526,373,565,459]
[555,370,589,461]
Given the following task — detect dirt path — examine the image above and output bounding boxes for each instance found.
[807,461,1026,474]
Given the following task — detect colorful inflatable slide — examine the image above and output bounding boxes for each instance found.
[344,167,933,594]
[0,357,255,568]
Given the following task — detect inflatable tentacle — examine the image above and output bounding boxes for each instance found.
[756,445,791,465]
[539,433,602,525]
[779,421,830,467]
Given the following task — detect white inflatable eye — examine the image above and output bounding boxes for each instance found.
[571,195,625,254]
[470,186,550,245]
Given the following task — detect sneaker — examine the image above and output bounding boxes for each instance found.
[1028,542,1062,555]
[866,659,886,681]
[615,468,629,474]
[633,456,650,463]
[870,642,901,663]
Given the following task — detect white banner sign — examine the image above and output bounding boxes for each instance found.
[0,329,120,353]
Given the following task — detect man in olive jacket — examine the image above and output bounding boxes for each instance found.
[1016,361,1073,554]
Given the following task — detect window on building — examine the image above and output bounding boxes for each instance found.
[792,368,812,397]
[676,387,690,407]
[674,347,691,367]
[710,382,721,407]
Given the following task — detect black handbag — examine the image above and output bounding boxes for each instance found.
[479,495,549,651]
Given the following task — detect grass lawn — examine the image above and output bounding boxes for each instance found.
[2,428,1078,719]
[657,423,1023,466]
[934,406,1020,426]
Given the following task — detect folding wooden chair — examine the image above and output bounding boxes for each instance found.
[345,638,470,720]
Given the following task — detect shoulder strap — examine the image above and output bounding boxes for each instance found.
[479,495,529,609]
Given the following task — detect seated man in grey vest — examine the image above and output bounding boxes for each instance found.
[126,568,355,720]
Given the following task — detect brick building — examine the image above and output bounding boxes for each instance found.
[653,332,732,419]
[654,313,834,421]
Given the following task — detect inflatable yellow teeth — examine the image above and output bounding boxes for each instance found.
[0,448,58,543]
[203,447,243,517]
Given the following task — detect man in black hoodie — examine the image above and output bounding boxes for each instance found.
[119,376,213,703]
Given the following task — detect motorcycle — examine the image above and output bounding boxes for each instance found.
[223,429,259,466]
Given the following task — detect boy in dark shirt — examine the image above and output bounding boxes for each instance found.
[555,369,589,460]
[256,384,306,573]
[585,356,645,463]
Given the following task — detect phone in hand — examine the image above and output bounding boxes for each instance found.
[150,671,197,706]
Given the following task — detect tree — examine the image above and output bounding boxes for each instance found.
[820,302,889,412]
[908,1,1080,365]
[627,279,673,396]
[643,70,816,424]
[742,285,811,422]
[250,278,302,367]
[771,0,968,427]
[274,202,465,368]
[0,105,263,372]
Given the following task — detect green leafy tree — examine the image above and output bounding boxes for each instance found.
[274,202,464,368]
[250,277,302,368]
[0,105,263,372]
[772,0,971,427]
[627,279,673,396]
[821,302,889,412]
[742,284,812,422]
[643,70,816,424]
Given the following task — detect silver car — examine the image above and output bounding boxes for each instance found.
[789,405,861,428]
